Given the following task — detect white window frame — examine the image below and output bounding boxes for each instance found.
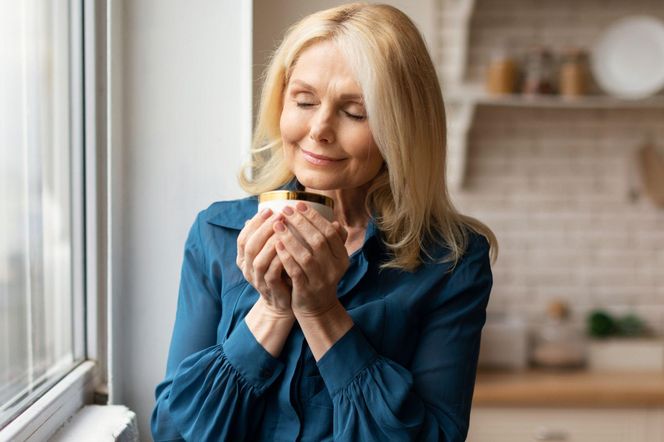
[0,1,108,439]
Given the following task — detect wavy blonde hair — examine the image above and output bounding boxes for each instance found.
[239,3,497,271]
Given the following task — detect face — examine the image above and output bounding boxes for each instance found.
[280,40,384,192]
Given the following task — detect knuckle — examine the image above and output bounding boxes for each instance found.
[241,269,252,283]
[324,226,336,238]
[244,243,259,259]
[265,272,280,285]
[301,252,314,267]
[311,233,325,249]
[254,258,269,275]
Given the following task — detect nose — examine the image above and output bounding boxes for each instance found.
[309,107,335,144]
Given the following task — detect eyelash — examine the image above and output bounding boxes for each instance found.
[295,102,366,121]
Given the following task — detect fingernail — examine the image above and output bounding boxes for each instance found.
[282,206,294,216]
[261,208,272,219]
[274,222,286,232]
[296,202,308,212]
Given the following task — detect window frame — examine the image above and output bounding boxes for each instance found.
[0,0,107,439]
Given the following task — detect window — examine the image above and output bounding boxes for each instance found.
[0,0,87,431]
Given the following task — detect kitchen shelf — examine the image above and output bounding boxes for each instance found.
[440,0,664,190]
[448,84,664,109]
[444,84,664,190]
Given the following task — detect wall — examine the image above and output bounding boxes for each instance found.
[253,0,436,118]
[112,1,250,437]
[439,0,664,330]
[459,106,664,327]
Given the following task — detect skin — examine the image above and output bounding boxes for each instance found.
[239,40,384,361]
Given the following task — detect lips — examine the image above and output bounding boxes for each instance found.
[300,148,343,161]
[298,146,345,166]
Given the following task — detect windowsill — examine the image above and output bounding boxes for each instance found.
[50,405,138,441]
[0,361,98,441]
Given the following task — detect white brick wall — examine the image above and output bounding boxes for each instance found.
[454,106,664,330]
[439,0,664,332]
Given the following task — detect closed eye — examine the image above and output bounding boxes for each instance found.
[344,111,366,121]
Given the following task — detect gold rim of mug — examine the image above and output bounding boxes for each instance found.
[258,190,334,209]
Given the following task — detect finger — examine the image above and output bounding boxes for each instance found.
[252,235,280,279]
[244,212,284,261]
[237,208,273,258]
[281,204,334,256]
[274,221,317,277]
[297,203,348,255]
[333,221,349,243]
[264,255,291,299]
[287,203,348,260]
[275,240,308,286]
[264,254,284,286]
[326,221,349,260]
[295,202,338,236]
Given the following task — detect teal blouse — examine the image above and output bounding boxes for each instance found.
[151,193,492,441]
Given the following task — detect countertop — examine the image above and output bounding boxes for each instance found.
[473,369,664,407]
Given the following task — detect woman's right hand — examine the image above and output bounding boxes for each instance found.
[236,208,293,318]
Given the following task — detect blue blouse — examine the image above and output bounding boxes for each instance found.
[151,194,492,442]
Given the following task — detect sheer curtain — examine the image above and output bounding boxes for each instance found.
[0,0,77,428]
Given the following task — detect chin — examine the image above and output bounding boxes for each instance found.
[294,173,336,191]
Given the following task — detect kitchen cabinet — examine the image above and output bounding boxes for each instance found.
[469,370,664,441]
[468,407,664,442]
[439,0,664,190]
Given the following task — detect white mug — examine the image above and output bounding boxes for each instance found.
[258,190,334,222]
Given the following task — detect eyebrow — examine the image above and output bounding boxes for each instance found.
[290,79,364,102]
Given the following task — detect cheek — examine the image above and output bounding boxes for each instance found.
[280,107,306,143]
[350,130,381,163]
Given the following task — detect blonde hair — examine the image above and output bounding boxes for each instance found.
[239,3,497,271]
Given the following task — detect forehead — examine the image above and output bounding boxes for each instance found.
[288,41,361,93]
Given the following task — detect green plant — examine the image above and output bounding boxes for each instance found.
[616,313,646,337]
[586,310,647,338]
[587,310,616,338]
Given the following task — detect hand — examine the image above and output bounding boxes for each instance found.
[236,208,293,318]
[273,202,349,318]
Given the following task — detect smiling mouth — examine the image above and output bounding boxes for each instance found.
[299,147,344,165]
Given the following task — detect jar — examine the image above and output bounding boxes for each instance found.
[521,47,555,95]
[485,47,518,95]
[531,300,586,369]
[559,47,589,98]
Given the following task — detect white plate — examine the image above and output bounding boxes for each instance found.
[591,16,664,99]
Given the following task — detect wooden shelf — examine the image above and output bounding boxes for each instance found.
[474,369,664,407]
[447,84,664,109]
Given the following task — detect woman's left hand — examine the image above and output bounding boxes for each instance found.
[272,202,349,318]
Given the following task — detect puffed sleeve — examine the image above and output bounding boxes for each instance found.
[151,213,285,441]
[316,235,492,442]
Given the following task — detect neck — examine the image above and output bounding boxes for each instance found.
[305,184,371,229]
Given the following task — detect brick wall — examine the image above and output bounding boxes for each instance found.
[438,0,664,331]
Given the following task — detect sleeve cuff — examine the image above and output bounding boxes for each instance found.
[222,319,285,391]
[316,325,378,395]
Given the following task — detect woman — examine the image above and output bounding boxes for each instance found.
[152,3,497,441]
